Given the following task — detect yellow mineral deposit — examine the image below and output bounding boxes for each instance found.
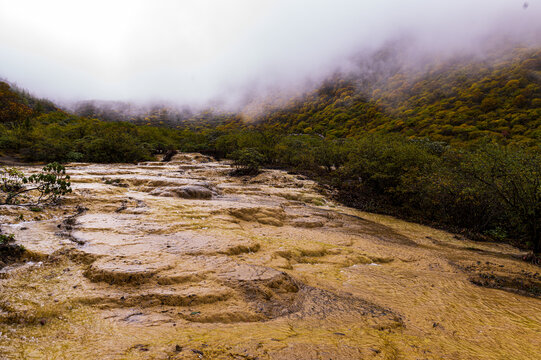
[0,153,539,359]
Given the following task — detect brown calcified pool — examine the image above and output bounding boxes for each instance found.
[0,153,539,359]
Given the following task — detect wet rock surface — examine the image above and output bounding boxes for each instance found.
[150,185,213,199]
[0,152,539,359]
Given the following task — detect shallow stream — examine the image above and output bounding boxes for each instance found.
[0,154,539,359]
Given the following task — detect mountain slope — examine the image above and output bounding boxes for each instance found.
[254,47,541,146]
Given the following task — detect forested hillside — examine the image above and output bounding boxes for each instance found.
[70,47,541,146]
[0,81,57,124]
[0,81,179,163]
[256,47,541,145]
[67,48,541,148]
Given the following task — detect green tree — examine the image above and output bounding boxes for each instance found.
[231,148,265,175]
[0,163,71,205]
[460,145,541,253]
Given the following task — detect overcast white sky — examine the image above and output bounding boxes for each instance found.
[0,0,540,104]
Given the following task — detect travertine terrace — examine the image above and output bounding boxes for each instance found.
[0,154,539,359]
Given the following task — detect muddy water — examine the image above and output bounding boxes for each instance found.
[0,153,539,359]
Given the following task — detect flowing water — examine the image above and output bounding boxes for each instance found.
[0,154,539,359]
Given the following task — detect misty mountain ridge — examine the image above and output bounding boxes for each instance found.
[53,43,541,146]
[253,45,541,144]
[2,41,540,147]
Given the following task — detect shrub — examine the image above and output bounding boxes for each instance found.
[0,162,71,205]
[0,232,15,245]
[231,148,265,176]
[26,162,72,203]
[0,166,25,194]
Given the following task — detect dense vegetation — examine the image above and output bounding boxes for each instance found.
[0,82,180,163]
[254,47,541,146]
[0,47,540,253]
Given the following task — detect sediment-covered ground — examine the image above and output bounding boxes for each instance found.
[0,154,539,359]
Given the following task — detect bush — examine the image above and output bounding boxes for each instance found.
[0,233,15,245]
[0,166,25,194]
[339,135,438,197]
[231,148,265,176]
[0,162,71,205]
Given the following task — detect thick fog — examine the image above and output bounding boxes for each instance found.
[1,0,540,106]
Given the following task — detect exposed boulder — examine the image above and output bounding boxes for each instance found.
[150,185,213,199]
[161,150,178,162]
